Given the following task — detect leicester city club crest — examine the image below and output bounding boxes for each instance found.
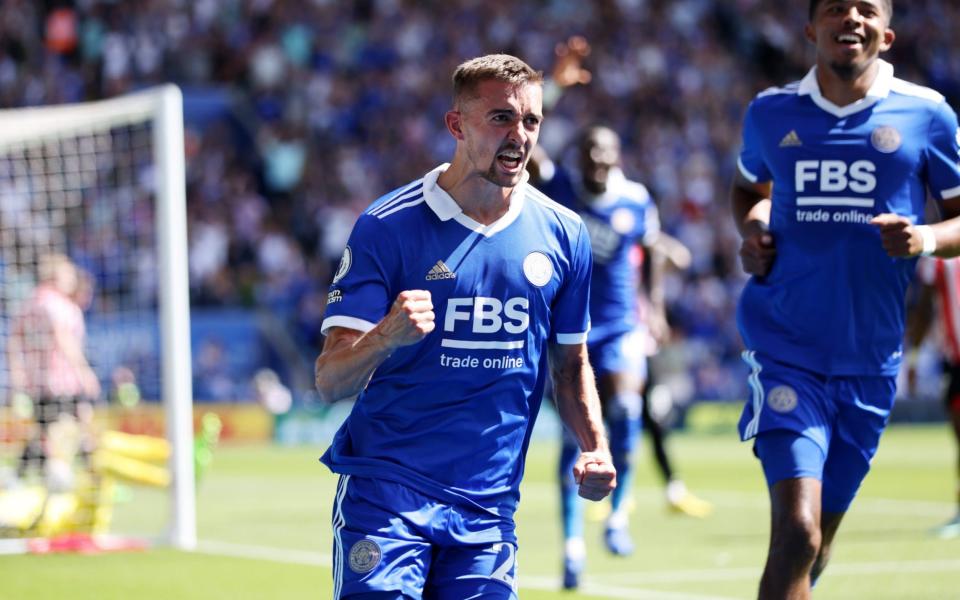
[870,126,901,154]
[522,251,553,287]
[348,539,381,574]
[767,385,798,413]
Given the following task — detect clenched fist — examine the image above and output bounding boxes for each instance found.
[378,290,436,348]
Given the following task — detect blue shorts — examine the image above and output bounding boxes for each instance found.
[588,329,647,378]
[738,352,896,513]
[332,475,519,600]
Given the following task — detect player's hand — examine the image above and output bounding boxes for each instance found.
[378,290,435,348]
[573,450,616,501]
[739,231,776,276]
[553,36,591,88]
[870,213,923,257]
[647,310,670,346]
[81,368,101,399]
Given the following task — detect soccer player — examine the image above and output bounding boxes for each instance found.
[534,125,662,588]
[641,234,714,521]
[731,1,960,597]
[315,54,615,600]
[905,256,960,538]
[9,254,100,481]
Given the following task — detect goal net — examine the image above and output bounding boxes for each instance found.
[0,86,194,550]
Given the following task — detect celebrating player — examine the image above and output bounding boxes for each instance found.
[315,54,615,599]
[731,1,960,597]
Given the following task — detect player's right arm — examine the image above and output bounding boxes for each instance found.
[731,171,776,277]
[549,341,616,501]
[314,290,435,403]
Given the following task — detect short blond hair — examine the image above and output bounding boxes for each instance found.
[452,54,543,104]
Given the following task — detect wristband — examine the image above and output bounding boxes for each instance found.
[916,225,936,257]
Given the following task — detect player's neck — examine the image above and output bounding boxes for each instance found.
[815,58,881,107]
[437,162,514,225]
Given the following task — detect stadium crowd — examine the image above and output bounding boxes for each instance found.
[2,0,959,403]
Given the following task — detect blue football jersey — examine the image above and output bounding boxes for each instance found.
[320,164,592,518]
[737,60,960,376]
[536,165,660,342]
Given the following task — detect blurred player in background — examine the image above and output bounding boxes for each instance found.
[535,124,659,589]
[8,254,100,483]
[314,54,615,599]
[642,234,714,520]
[731,1,960,596]
[905,256,960,538]
[533,38,711,590]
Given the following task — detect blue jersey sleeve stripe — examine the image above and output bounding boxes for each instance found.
[321,315,377,336]
[942,184,960,199]
[555,332,588,344]
[369,184,424,216]
[737,157,759,183]
[375,196,425,219]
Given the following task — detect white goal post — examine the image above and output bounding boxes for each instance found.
[0,85,195,550]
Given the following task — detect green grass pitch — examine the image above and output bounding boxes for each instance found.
[1,423,958,599]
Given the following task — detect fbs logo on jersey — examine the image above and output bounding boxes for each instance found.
[426,260,456,281]
[779,130,803,148]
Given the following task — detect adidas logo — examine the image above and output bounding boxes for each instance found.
[425,260,456,281]
[779,130,802,147]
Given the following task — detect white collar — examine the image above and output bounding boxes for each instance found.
[798,59,894,118]
[421,163,526,237]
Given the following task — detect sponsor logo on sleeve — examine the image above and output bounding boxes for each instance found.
[332,246,352,285]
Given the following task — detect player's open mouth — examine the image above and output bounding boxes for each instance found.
[835,33,863,47]
[497,150,523,171]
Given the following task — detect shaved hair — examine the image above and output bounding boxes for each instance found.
[452,54,543,106]
[808,0,893,22]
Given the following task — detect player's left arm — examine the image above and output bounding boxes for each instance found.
[548,341,616,501]
[871,196,960,257]
[871,102,960,258]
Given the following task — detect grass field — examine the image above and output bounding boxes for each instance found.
[2,423,958,599]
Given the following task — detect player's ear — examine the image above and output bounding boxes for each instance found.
[879,27,895,52]
[803,22,816,45]
[445,110,465,141]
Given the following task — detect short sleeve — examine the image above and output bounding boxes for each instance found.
[924,101,960,201]
[321,214,397,335]
[551,221,593,344]
[737,100,772,184]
